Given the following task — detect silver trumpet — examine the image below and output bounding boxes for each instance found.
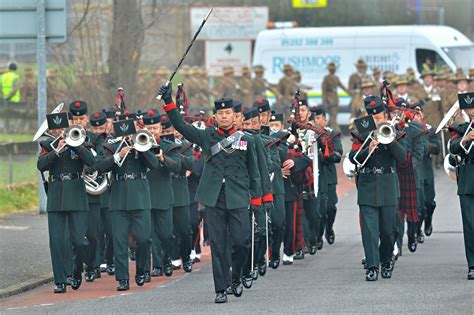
[50,124,86,154]
[353,117,397,168]
[114,129,157,167]
[84,149,110,195]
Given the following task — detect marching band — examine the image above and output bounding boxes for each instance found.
[35,73,474,302]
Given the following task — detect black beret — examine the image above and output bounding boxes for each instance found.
[310,105,325,116]
[298,99,309,107]
[269,111,284,122]
[364,96,385,115]
[161,114,172,129]
[243,107,258,121]
[214,97,234,111]
[89,112,107,126]
[69,100,88,116]
[143,109,162,125]
[254,99,270,113]
[233,100,243,113]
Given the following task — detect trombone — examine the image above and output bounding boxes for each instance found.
[50,125,86,154]
[352,117,398,168]
[114,129,157,167]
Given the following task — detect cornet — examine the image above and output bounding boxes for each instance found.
[50,125,86,154]
[353,117,397,167]
[114,130,157,167]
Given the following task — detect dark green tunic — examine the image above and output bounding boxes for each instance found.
[165,105,261,209]
[95,141,159,211]
[37,139,95,211]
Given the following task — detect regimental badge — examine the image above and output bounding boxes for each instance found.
[120,123,129,132]
[361,119,370,129]
[465,95,473,105]
[299,101,303,105]
[53,115,62,126]
[271,115,276,120]
[150,119,154,124]
[221,102,225,107]
[76,111,80,116]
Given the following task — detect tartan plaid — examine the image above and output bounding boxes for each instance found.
[295,196,305,251]
[396,153,418,223]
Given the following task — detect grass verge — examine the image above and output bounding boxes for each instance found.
[0,134,34,143]
[0,182,38,216]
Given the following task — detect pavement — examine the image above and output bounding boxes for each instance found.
[0,160,473,313]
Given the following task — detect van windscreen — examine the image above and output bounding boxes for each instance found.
[442,45,474,72]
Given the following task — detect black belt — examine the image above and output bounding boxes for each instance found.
[359,167,396,175]
[172,174,186,179]
[49,173,82,182]
[114,173,146,181]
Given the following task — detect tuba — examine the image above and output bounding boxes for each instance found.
[84,149,109,195]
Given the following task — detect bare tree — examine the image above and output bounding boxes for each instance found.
[107,0,145,107]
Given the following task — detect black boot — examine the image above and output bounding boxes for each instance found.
[151,267,163,277]
[269,258,280,269]
[366,268,378,281]
[258,263,267,276]
[164,263,173,277]
[381,263,392,279]
[231,280,243,297]
[416,231,425,244]
[309,244,317,255]
[424,217,433,236]
[468,267,474,280]
[85,271,95,282]
[54,283,66,293]
[242,275,253,289]
[106,264,115,276]
[94,267,101,279]
[117,279,129,291]
[183,260,193,273]
[214,291,227,303]
[71,274,82,290]
[294,249,305,260]
[408,238,417,252]
[144,271,151,283]
[325,230,335,245]
[135,274,146,286]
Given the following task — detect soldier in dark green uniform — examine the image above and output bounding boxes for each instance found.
[159,83,261,303]
[96,113,159,291]
[95,108,115,276]
[83,111,109,282]
[168,125,194,273]
[410,104,440,237]
[37,103,95,293]
[255,100,286,271]
[267,112,288,268]
[349,96,407,281]
[448,92,474,280]
[310,106,343,246]
[141,110,181,279]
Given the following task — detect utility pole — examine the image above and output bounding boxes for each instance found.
[37,0,47,214]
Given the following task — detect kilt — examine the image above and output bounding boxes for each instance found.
[396,154,418,223]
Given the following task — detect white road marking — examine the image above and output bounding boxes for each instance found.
[0,225,30,231]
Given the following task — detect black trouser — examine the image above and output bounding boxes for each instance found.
[303,197,318,247]
[171,205,192,262]
[325,184,338,234]
[422,177,436,229]
[148,208,173,269]
[396,216,417,248]
[283,200,298,256]
[111,209,151,280]
[207,197,250,293]
[100,207,114,266]
[189,202,201,254]
[360,205,397,269]
[459,195,474,267]
[270,194,285,260]
[47,211,88,284]
[256,204,269,266]
[85,202,101,272]
[316,191,328,242]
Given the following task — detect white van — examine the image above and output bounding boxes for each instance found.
[252,25,474,126]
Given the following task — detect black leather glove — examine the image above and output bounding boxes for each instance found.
[159,83,173,104]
